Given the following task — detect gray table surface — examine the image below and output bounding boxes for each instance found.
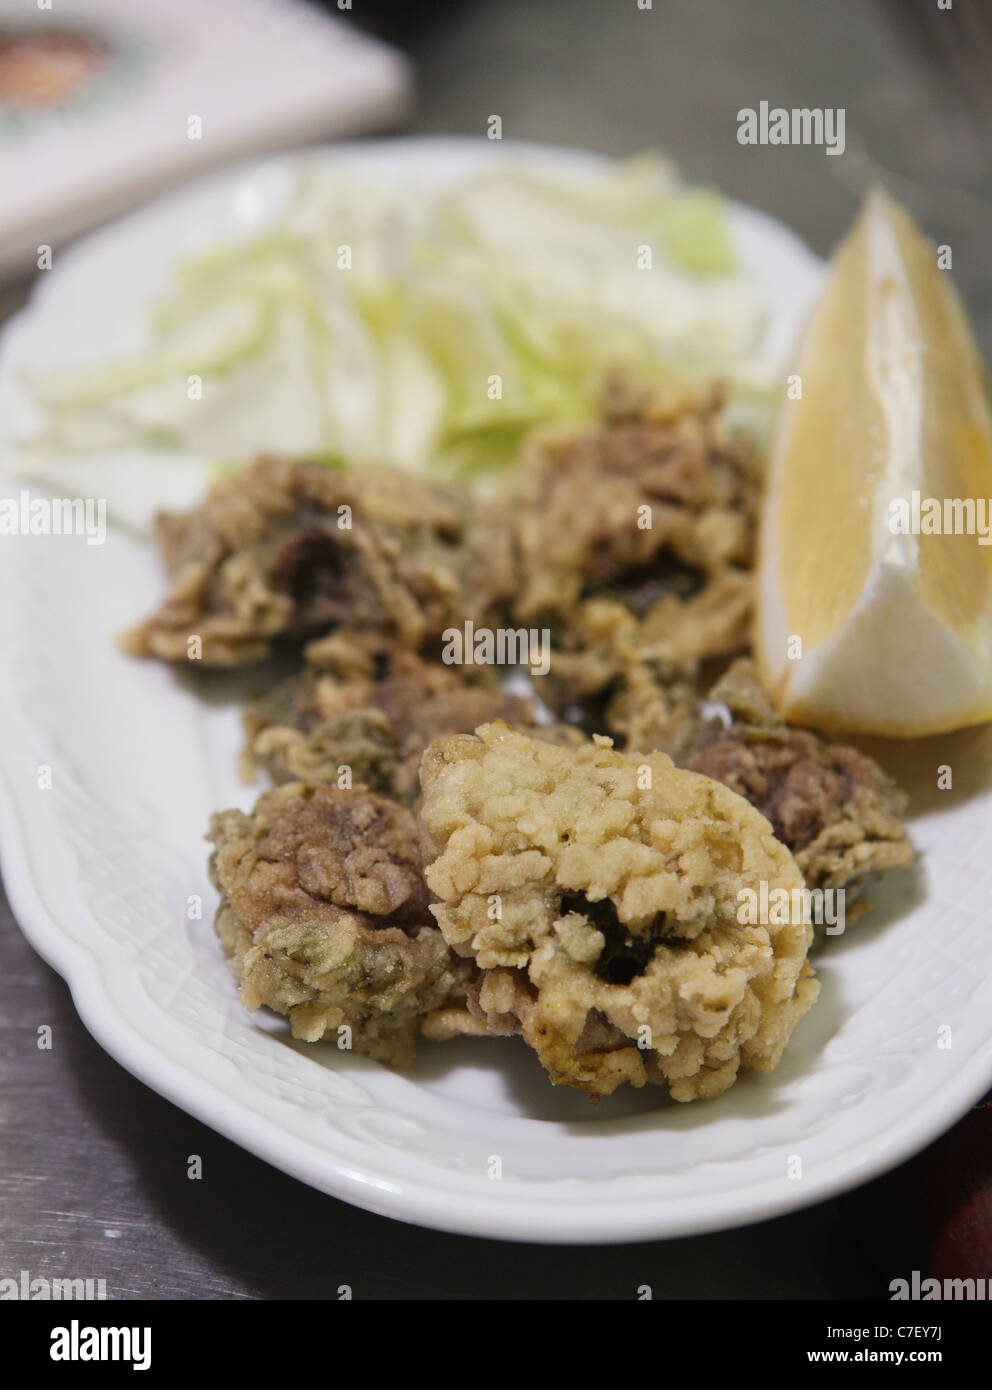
[2,0,991,1299]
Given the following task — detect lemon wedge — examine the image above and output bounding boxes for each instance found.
[757,188,992,735]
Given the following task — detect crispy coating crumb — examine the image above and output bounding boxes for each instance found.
[208,783,472,1065]
[420,722,818,1100]
[124,456,510,665]
[649,660,915,899]
[497,387,759,659]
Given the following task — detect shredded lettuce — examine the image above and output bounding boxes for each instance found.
[21,153,772,482]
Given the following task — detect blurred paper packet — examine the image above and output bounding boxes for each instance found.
[0,0,411,281]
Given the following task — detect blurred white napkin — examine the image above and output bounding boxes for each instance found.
[0,0,411,281]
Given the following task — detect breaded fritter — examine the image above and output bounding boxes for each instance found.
[419,722,818,1101]
[497,385,759,659]
[647,660,915,899]
[243,631,539,803]
[124,456,513,665]
[208,783,472,1065]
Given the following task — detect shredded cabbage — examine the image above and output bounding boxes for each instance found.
[22,153,772,481]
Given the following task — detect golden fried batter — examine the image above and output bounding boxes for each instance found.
[420,722,818,1100]
[209,783,472,1065]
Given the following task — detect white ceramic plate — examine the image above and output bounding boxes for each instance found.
[2,139,991,1245]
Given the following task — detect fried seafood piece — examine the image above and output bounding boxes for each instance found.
[530,598,701,743]
[245,634,536,803]
[419,722,818,1101]
[498,385,759,659]
[208,783,473,1065]
[644,660,915,898]
[124,456,515,665]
